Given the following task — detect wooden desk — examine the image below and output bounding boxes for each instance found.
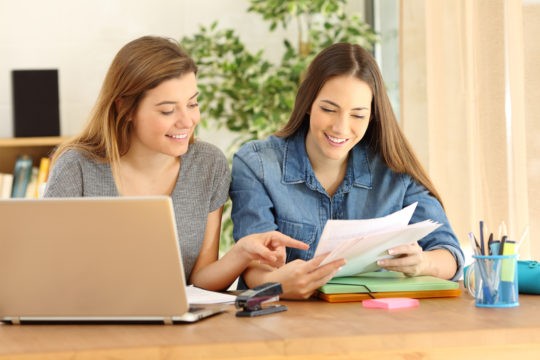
[1,291,539,359]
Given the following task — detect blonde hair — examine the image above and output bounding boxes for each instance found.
[52,36,197,178]
[277,43,444,206]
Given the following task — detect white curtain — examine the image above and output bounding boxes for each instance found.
[400,0,538,260]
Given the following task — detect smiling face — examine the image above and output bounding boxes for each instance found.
[305,75,373,166]
[129,72,200,158]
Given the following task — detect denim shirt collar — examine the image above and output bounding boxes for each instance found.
[282,128,373,193]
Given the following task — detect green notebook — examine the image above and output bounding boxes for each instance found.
[319,271,459,294]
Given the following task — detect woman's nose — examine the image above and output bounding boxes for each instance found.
[174,108,193,128]
[331,114,349,134]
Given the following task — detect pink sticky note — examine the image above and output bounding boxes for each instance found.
[362,298,419,309]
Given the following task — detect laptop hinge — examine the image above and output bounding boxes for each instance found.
[10,317,21,325]
[163,317,173,325]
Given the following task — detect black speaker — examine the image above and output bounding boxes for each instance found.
[12,69,60,137]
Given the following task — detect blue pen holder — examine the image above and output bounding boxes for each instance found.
[465,260,540,295]
[466,254,519,308]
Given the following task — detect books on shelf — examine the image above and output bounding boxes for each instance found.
[0,173,14,199]
[11,155,33,198]
[24,167,39,198]
[3,155,51,199]
[35,157,51,198]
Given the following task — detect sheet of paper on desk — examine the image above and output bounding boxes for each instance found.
[315,203,441,277]
[186,285,237,305]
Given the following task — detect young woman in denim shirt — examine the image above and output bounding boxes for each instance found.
[230,43,464,299]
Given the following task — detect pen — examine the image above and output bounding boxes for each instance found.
[468,232,481,255]
[479,221,485,255]
[487,233,494,255]
[468,232,495,303]
[474,235,481,255]
[499,235,507,256]
[468,232,477,255]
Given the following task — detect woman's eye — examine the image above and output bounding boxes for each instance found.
[352,114,366,119]
[320,107,335,113]
[161,110,174,115]
[188,102,199,109]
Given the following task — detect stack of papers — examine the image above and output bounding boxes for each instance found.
[319,271,459,294]
[186,286,236,305]
[318,271,461,302]
[315,202,442,277]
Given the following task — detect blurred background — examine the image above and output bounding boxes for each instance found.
[1,0,538,263]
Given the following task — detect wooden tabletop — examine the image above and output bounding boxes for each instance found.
[1,290,539,359]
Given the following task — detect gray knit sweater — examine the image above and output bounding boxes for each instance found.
[44,140,230,281]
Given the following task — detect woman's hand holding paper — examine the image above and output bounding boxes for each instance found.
[377,243,458,280]
[377,242,426,276]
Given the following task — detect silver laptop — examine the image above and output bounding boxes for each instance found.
[0,196,227,324]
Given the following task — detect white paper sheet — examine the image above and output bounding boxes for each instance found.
[315,203,442,277]
[186,285,237,305]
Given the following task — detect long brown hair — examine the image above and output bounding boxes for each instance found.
[276,43,443,206]
[51,36,197,175]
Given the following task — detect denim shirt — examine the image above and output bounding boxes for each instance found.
[230,130,464,281]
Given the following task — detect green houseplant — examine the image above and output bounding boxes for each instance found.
[181,0,377,250]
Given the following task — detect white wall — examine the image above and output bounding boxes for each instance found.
[0,0,292,150]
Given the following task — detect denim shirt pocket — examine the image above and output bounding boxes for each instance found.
[276,218,317,262]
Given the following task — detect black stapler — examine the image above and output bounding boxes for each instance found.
[235,282,287,317]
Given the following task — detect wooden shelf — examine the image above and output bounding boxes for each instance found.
[0,136,69,173]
